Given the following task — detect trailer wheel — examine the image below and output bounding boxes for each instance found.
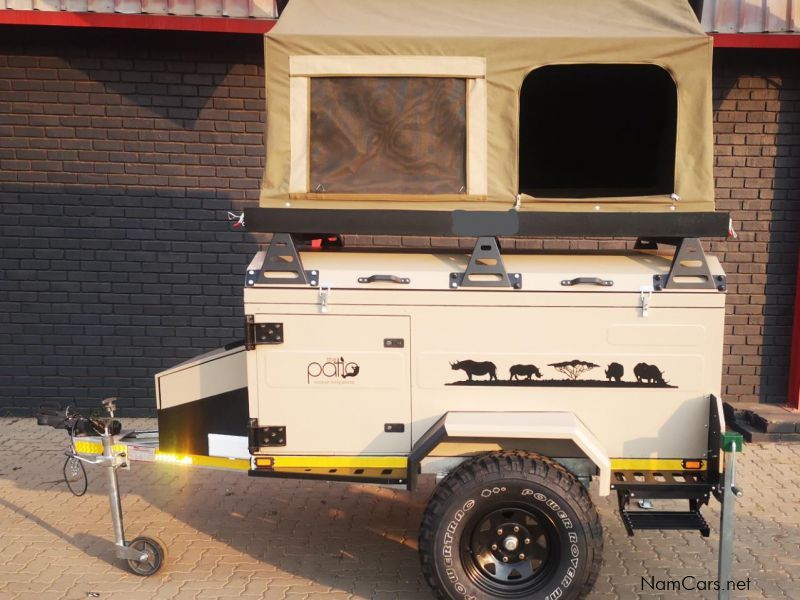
[126,536,166,576]
[63,456,87,497]
[419,451,602,600]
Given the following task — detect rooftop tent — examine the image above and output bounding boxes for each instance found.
[259,0,714,216]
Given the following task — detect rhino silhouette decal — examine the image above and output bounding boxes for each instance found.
[605,362,624,382]
[634,362,667,385]
[509,364,543,380]
[450,360,497,381]
[447,359,675,388]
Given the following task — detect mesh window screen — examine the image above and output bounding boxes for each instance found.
[309,77,467,195]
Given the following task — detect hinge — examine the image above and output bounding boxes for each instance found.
[245,315,283,349]
[248,419,286,449]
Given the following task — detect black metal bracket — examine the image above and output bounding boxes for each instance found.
[450,237,522,289]
[246,419,283,452]
[249,424,286,448]
[707,394,722,489]
[246,233,316,287]
[245,316,284,350]
[636,237,726,292]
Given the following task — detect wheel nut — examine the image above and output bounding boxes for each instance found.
[513,526,520,533]
[524,538,530,545]
[491,544,498,550]
[497,529,503,536]
[519,553,525,560]
[502,557,509,562]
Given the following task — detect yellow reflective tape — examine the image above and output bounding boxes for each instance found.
[611,458,705,471]
[74,441,126,455]
[267,456,408,469]
[154,451,250,471]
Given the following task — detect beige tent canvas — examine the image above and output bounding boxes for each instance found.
[260,0,714,215]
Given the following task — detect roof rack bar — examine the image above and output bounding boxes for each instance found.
[243,208,730,238]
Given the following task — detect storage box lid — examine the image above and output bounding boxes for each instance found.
[247,249,726,297]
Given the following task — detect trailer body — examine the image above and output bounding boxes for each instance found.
[156,248,726,493]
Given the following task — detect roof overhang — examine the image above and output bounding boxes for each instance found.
[0,9,275,33]
[712,33,800,48]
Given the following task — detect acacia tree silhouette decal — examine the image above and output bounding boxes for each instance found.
[548,359,599,380]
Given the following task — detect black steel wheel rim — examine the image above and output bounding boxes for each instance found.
[460,504,559,597]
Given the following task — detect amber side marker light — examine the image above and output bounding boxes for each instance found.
[681,460,704,470]
[254,457,274,468]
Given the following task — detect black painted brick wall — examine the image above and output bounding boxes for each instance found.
[0,31,798,414]
[0,28,265,415]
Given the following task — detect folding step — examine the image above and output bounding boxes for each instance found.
[616,485,713,537]
[620,508,710,537]
[611,469,713,499]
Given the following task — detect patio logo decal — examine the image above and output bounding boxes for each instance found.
[307,356,361,384]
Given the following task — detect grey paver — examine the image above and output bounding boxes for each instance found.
[0,417,797,599]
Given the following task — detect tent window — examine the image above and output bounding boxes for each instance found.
[309,77,467,195]
[518,64,677,198]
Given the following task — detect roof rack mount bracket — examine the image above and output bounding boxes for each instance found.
[449,237,522,290]
[246,233,316,287]
[636,237,726,292]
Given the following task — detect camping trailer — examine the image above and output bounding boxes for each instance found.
[46,1,747,598]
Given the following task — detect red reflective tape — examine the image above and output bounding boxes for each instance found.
[713,33,800,49]
[0,10,275,34]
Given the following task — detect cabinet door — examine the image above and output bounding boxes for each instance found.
[252,314,411,454]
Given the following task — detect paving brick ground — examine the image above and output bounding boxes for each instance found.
[1,417,798,599]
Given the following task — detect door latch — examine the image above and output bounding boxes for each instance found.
[640,285,653,317]
[318,283,331,313]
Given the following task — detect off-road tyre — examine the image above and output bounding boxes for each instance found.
[419,451,602,600]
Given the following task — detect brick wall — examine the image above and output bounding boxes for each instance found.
[711,50,800,404]
[0,27,265,415]
[0,33,798,414]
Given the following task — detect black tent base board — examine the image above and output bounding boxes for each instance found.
[243,208,730,238]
